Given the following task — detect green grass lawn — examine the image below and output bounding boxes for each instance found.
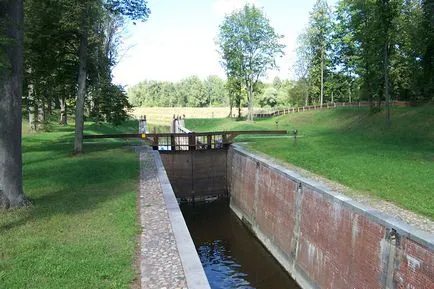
[186,105,434,219]
[1,119,145,288]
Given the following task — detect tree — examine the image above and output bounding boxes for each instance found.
[331,1,359,102]
[184,76,207,107]
[218,4,285,121]
[377,0,399,126]
[294,30,313,105]
[226,76,244,118]
[259,87,279,108]
[0,0,27,207]
[390,0,424,101]
[73,0,150,154]
[306,0,332,105]
[421,0,434,100]
[204,75,226,106]
[272,76,282,90]
[24,0,81,129]
[295,0,432,109]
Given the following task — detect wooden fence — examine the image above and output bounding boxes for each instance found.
[253,101,413,118]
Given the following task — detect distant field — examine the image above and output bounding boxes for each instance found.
[186,105,434,219]
[132,107,249,126]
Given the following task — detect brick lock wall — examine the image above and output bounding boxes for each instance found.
[228,146,434,289]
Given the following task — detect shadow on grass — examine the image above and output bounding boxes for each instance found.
[1,142,139,233]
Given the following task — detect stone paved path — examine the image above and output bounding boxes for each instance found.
[139,148,187,289]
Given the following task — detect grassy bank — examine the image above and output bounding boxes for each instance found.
[186,106,434,219]
[1,120,141,288]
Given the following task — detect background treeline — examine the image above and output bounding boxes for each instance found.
[128,75,227,107]
[128,75,308,110]
[130,0,433,110]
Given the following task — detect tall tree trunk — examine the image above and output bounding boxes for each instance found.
[422,0,434,100]
[94,99,100,125]
[74,8,89,154]
[47,99,52,115]
[59,95,67,125]
[248,82,253,121]
[37,98,45,131]
[305,78,311,106]
[384,30,391,127]
[28,78,36,131]
[320,46,324,105]
[228,94,233,117]
[0,0,27,208]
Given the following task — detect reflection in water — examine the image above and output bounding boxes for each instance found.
[181,200,300,289]
[198,240,252,288]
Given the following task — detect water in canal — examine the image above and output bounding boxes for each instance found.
[181,200,300,289]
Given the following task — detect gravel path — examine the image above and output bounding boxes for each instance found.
[139,148,187,289]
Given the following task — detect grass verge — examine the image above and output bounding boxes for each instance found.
[186,106,434,219]
[1,119,142,288]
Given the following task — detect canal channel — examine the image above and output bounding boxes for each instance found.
[181,200,300,289]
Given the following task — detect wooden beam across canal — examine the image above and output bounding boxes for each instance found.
[84,130,287,151]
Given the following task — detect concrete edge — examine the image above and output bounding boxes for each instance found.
[152,151,211,289]
[230,144,434,250]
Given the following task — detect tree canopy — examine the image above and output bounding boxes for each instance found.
[295,0,433,108]
[217,4,285,121]
[0,0,151,207]
[128,75,227,107]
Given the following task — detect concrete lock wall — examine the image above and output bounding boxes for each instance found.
[227,145,434,289]
[160,150,228,199]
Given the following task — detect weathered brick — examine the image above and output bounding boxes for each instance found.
[228,147,434,289]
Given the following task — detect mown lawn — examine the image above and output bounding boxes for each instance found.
[186,106,434,219]
[1,119,143,289]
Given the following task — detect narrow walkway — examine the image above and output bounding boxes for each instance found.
[138,147,210,289]
[138,148,187,289]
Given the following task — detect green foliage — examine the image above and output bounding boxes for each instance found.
[105,0,150,21]
[259,87,278,108]
[93,82,131,125]
[421,0,434,99]
[22,0,149,130]
[0,120,140,288]
[225,75,245,117]
[128,75,227,107]
[205,75,227,106]
[294,0,433,107]
[187,105,434,218]
[217,4,285,120]
[308,0,333,104]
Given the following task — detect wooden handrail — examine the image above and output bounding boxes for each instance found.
[84,130,287,139]
[84,130,287,151]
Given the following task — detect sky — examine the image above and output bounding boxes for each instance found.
[112,0,338,87]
